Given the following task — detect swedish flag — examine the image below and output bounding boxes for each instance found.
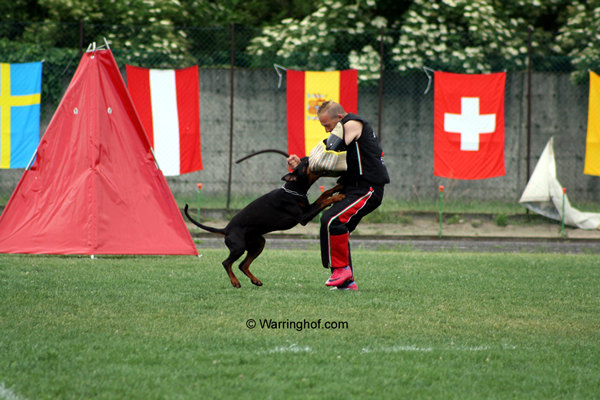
[0,62,42,169]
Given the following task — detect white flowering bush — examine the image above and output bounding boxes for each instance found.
[246,0,537,81]
[390,0,529,73]
[8,0,598,82]
[246,0,386,75]
[555,1,600,83]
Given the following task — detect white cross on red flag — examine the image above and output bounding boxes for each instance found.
[434,71,506,179]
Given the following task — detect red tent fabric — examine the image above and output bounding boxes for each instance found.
[0,48,198,255]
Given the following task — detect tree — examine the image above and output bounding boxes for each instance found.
[555,0,600,82]
[244,0,585,82]
[3,0,596,82]
[3,0,204,66]
[389,0,531,73]
[245,0,389,80]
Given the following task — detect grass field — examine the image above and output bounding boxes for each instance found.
[1,249,599,399]
[175,195,533,216]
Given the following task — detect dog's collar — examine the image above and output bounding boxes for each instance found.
[281,185,308,199]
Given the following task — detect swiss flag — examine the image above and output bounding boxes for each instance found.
[126,65,202,176]
[434,71,506,179]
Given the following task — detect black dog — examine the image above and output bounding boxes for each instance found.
[184,157,344,288]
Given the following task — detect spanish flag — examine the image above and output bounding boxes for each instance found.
[286,69,358,157]
[584,71,600,176]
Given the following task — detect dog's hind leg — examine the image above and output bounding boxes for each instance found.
[238,235,266,286]
[223,229,247,288]
[222,258,243,288]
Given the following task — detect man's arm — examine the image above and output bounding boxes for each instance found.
[343,120,362,144]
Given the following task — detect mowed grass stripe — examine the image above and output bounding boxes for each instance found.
[0,251,598,399]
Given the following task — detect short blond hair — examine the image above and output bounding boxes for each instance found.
[317,101,346,117]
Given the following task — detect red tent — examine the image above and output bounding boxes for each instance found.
[0,48,198,255]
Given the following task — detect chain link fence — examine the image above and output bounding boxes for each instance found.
[1,21,597,210]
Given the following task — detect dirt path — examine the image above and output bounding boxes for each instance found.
[188,213,600,254]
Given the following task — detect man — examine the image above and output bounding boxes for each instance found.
[288,101,389,291]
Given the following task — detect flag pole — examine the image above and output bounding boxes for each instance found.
[561,187,566,238]
[526,26,533,218]
[438,185,444,238]
[197,183,203,234]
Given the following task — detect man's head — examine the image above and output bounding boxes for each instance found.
[318,101,346,132]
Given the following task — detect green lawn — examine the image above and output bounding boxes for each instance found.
[1,250,599,399]
[176,195,532,215]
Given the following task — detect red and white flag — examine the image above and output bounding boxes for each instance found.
[434,71,505,179]
[126,65,202,176]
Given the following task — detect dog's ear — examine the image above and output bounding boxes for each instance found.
[281,172,298,182]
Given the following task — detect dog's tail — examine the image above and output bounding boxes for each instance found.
[184,204,226,236]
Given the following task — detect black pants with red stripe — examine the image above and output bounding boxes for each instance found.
[319,184,384,269]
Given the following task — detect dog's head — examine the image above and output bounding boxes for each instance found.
[281,157,321,193]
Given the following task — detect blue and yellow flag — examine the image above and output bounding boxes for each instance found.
[0,62,42,169]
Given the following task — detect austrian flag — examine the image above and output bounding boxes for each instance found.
[126,65,202,176]
[434,71,506,179]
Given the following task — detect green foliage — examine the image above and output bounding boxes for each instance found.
[361,210,413,224]
[3,0,600,83]
[0,251,599,398]
[0,37,78,120]
[555,0,600,83]
[246,0,387,77]
[390,0,530,73]
[494,213,509,227]
[201,0,321,27]
[446,214,462,225]
[178,196,533,216]
[471,219,482,228]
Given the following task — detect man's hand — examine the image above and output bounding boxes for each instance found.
[287,154,301,170]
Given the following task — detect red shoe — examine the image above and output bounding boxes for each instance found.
[330,280,358,291]
[325,266,353,287]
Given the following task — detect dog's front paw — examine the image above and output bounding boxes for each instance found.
[321,193,345,206]
[331,194,345,202]
[320,184,344,199]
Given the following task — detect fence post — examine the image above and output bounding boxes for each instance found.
[226,22,235,210]
[197,183,203,234]
[438,185,444,238]
[561,187,566,238]
[79,20,84,57]
[526,27,533,184]
[377,26,385,143]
